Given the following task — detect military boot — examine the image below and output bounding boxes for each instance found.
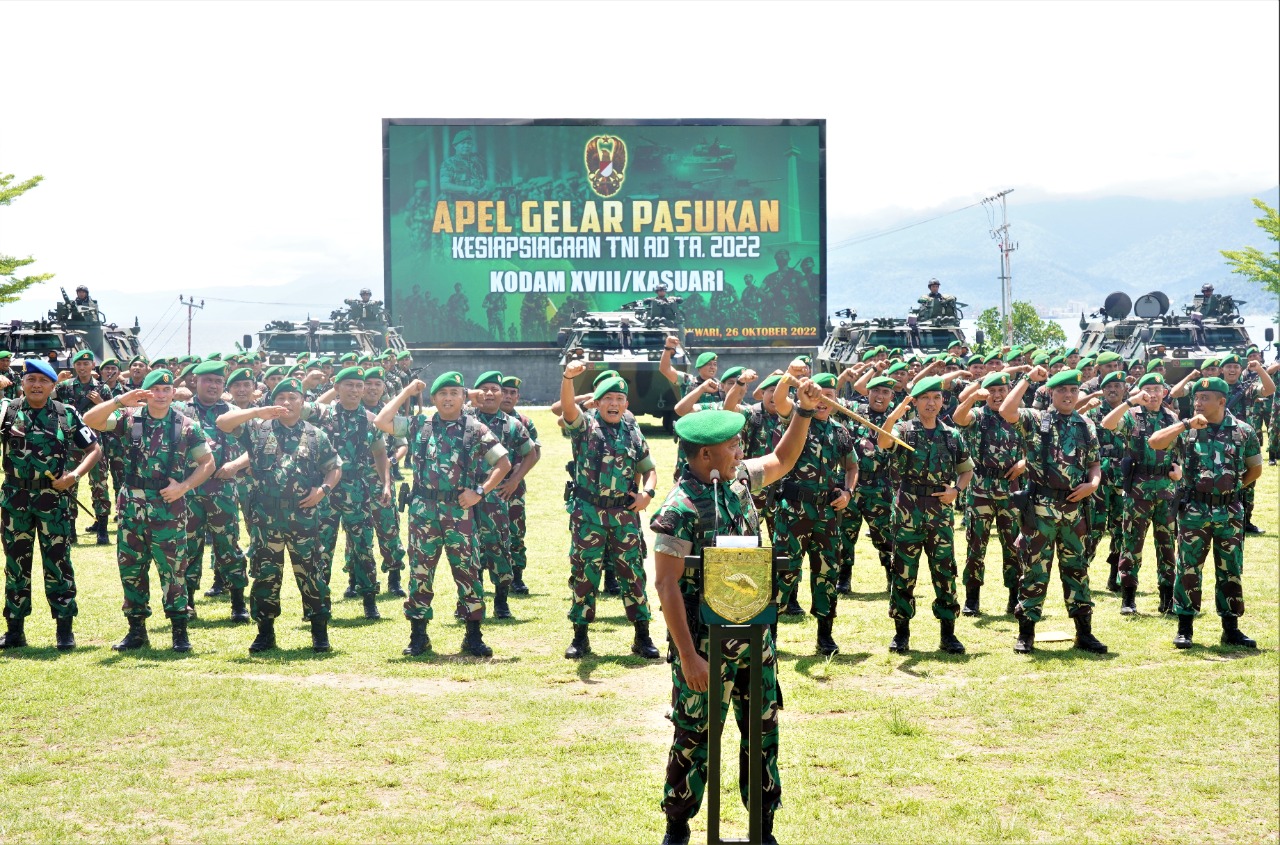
[112,617,148,651]
[461,620,492,657]
[564,624,591,659]
[783,592,804,617]
[343,575,358,600]
[1073,616,1107,654]
[1221,616,1257,649]
[939,619,965,654]
[205,570,226,598]
[249,619,277,653]
[386,569,406,598]
[403,619,430,656]
[493,584,512,620]
[1173,614,1194,649]
[362,594,381,620]
[888,618,910,654]
[1244,521,1263,535]
[95,518,110,545]
[1157,584,1173,615]
[1006,586,1019,615]
[961,583,981,617]
[1105,551,1120,592]
[603,566,621,596]
[55,617,76,651]
[510,568,529,595]
[1119,584,1137,615]
[229,588,250,624]
[310,617,331,652]
[762,808,777,845]
[632,620,659,659]
[816,616,840,656]
[836,561,852,595]
[0,618,27,649]
[69,521,78,545]
[661,817,691,845]
[171,618,192,653]
[1014,618,1036,653]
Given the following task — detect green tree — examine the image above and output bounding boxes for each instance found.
[1219,198,1280,300]
[1,172,54,305]
[975,301,1067,351]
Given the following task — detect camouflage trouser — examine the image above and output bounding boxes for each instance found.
[2,485,76,620]
[250,502,330,621]
[317,483,379,597]
[751,489,778,542]
[104,440,125,503]
[1173,501,1244,619]
[372,495,406,575]
[1269,405,1280,460]
[116,489,189,620]
[1119,493,1176,591]
[474,495,512,587]
[72,457,111,525]
[567,501,649,624]
[664,628,781,823]
[404,497,484,622]
[1086,477,1124,561]
[772,497,840,618]
[849,482,895,571]
[963,494,1021,591]
[1014,500,1093,624]
[184,481,249,595]
[889,492,959,621]
[1242,484,1256,527]
[509,492,528,577]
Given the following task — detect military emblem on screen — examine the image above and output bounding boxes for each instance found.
[585,135,627,198]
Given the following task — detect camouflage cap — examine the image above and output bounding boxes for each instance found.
[430,371,464,394]
[695,352,718,369]
[473,370,503,388]
[910,376,944,398]
[812,372,837,389]
[674,409,745,446]
[225,368,254,387]
[141,369,173,389]
[593,376,628,401]
[1190,376,1229,396]
[981,371,1011,388]
[334,366,365,384]
[1046,369,1082,390]
[270,377,303,401]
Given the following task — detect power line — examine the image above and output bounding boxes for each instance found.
[200,294,335,308]
[829,199,986,251]
[140,296,181,345]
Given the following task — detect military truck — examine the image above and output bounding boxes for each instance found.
[814,297,972,376]
[557,309,688,431]
[248,317,381,365]
[1,319,90,370]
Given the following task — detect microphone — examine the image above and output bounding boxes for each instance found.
[709,469,721,539]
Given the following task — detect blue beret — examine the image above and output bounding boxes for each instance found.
[24,359,58,382]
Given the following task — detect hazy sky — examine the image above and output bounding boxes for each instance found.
[3,0,1277,302]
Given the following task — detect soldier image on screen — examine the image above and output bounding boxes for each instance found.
[483,291,507,342]
[739,273,765,319]
[438,130,491,199]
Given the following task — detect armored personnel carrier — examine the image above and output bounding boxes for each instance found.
[557,309,688,430]
[334,295,409,353]
[1,287,147,368]
[250,317,381,365]
[815,295,972,376]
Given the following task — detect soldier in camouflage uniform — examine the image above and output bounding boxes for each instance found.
[877,377,974,654]
[0,360,102,650]
[55,349,112,544]
[660,337,721,401]
[465,371,536,619]
[559,359,660,660]
[176,360,250,623]
[739,373,788,544]
[1081,371,1130,590]
[95,358,127,516]
[998,367,1108,654]
[360,367,409,597]
[499,375,540,595]
[1219,354,1274,533]
[1099,373,1183,614]
[83,369,215,653]
[216,378,342,653]
[771,372,857,656]
[953,371,1027,617]
[1149,377,1263,649]
[838,374,899,592]
[651,383,821,845]
[375,371,510,658]
[0,352,22,400]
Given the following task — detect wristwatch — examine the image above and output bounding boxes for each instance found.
[320,483,332,496]
[473,485,485,497]
[644,488,656,498]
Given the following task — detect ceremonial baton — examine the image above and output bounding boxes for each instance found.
[778,374,915,452]
[45,471,96,514]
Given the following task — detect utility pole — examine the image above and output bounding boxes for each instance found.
[983,189,1017,344]
[179,295,204,355]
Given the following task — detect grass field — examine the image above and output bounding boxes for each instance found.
[1,408,1277,844]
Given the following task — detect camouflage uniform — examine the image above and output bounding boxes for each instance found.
[468,408,534,588]
[55,376,112,527]
[564,408,656,625]
[0,369,21,400]
[508,411,540,585]
[1224,377,1264,527]
[178,399,249,598]
[1172,415,1261,619]
[841,399,898,583]
[957,405,1024,597]
[365,398,407,580]
[98,381,128,500]
[884,418,973,621]
[740,402,785,540]
[650,462,781,826]
[237,418,338,622]
[1011,408,1100,623]
[771,415,856,618]
[100,407,211,620]
[392,412,505,622]
[1,398,97,621]
[1086,400,1127,564]
[1113,405,1182,593]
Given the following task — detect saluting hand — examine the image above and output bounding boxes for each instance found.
[256,405,289,420]
[115,389,152,408]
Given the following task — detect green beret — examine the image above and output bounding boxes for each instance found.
[473,370,503,388]
[1190,376,1229,396]
[381,348,397,358]
[206,352,223,361]
[1145,359,1165,372]
[141,369,173,390]
[1007,346,1023,359]
[982,352,1000,364]
[674,409,746,447]
[695,352,718,369]
[885,361,908,376]
[1032,352,1050,365]
[151,357,170,368]
[296,352,311,362]
[1201,358,1218,369]
[593,376,628,401]
[100,357,118,368]
[1021,345,1039,357]
[1078,357,1095,368]
[1046,369,1082,390]
[396,350,412,360]
[128,355,147,366]
[430,371,464,394]
[1065,348,1079,357]
[1099,371,1125,387]
[860,348,879,362]
[720,366,745,382]
[334,366,365,384]
[270,377,302,401]
[71,349,95,364]
[305,359,324,371]
[1245,345,1260,356]
[193,360,228,377]
[179,363,198,380]
[1095,351,1121,365]
[500,376,522,389]
[262,365,285,380]
[966,354,983,366]
[812,372,837,389]
[1136,373,1165,388]
[226,368,253,387]
[866,376,896,391]
[363,367,385,381]
[890,348,903,358]
[1048,354,1066,367]
[592,369,620,387]
[338,352,358,364]
[947,340,962,350]
[910,376,944,398]
[757,373,782,391]
[981,372,1011,388]
[796,355,812,364]
[1219,353,1241,366]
